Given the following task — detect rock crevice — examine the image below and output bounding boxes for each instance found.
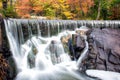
[81,28,120,73]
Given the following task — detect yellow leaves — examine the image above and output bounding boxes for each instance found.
[63,11,73,19]
[59,0,65,3]
[53,4,59,8]
[0,1,2,9]
[60,4,69,9]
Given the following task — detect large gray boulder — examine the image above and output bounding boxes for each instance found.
[81,28,120,72]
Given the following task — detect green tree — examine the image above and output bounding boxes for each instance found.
[0,0,17,18]
[43,2,55,19]
[1,6,17,18]
[89,0,112,20]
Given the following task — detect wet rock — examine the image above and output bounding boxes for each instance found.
[0,54,9,80]
[7,56,17,80]
[81,28,120,73]
[0,16,17,80]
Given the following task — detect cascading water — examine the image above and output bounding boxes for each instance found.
[77,35,88,68]
[4,19,95,80]
[4,19,120,80]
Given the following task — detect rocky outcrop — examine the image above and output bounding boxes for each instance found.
[81,28,120,73]
[0,15,17,80]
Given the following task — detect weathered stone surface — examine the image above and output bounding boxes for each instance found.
[0,54,9,80]
[0,15,17,80]
[81,28,120,73]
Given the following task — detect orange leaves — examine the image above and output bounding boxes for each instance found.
[33,7,43,13]
[15,0,44,18]
[15,0,94,19]
[77,0,94,14]
[15,0,31,18]
[66,0,94,14]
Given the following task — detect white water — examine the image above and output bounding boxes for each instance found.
[4,19,120,80]
[86,69,120,80]
[4,19,94,80]
[77,35,88,68]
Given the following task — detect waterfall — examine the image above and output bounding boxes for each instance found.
[77,35,88,68]
[4,19,120,80]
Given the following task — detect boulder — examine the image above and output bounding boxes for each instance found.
[81,28,120,73]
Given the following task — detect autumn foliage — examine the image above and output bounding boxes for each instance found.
[15,0,94,19]
[0,0,120,19]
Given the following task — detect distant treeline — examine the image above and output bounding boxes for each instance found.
[0,0,120,20]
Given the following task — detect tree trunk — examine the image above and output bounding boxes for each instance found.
[96,0,101,20]
[10,0,13,7]
[2,0,8,9]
